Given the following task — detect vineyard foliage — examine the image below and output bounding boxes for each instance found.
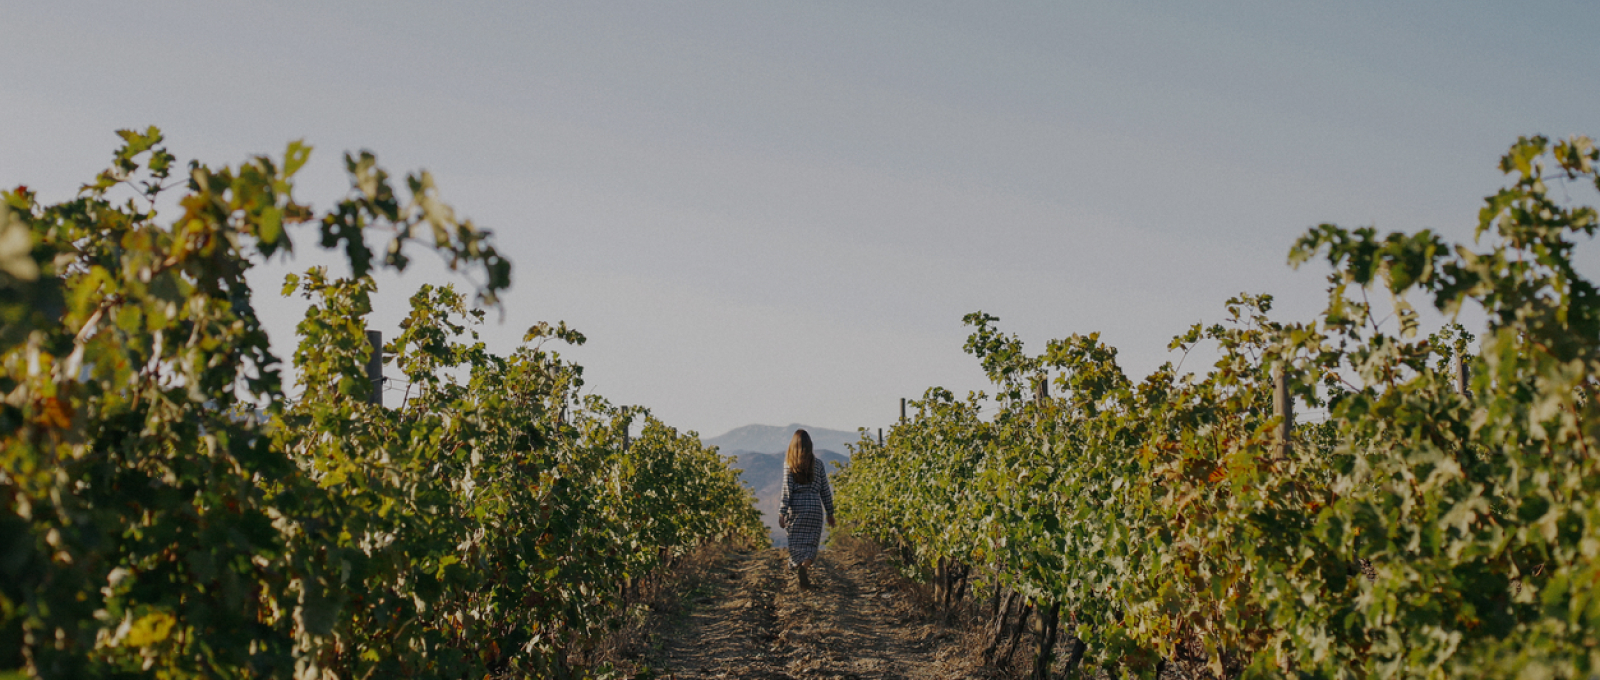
[836,135,1600,678]
[0,128,765,679]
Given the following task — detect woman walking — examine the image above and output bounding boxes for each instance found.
[778,429,835,588]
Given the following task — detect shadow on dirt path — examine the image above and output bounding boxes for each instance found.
[648,539,991,679]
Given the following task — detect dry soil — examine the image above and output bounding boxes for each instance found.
[633,538,995,680]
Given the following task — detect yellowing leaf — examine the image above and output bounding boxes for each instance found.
[123,611,176,647]
[36,397,71,430]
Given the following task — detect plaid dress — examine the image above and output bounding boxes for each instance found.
[780,461,834,567]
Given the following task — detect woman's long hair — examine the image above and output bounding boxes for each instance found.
[786,429,815,485]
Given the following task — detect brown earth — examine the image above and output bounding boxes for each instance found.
[595,539,1227,680]
[612,537,998,680]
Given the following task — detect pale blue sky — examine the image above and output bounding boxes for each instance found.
[4,2,1597,437]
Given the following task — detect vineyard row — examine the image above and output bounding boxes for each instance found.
[0,128,767,679]
[835,135,1600,679]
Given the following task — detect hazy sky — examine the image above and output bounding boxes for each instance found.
[5,2,1597,438]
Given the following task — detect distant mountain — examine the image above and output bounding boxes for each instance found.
[723,448,849,547]
[702,423,867,455]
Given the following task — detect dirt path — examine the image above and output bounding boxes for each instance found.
[644,539,990,680]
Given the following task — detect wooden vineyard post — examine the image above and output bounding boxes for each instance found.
[900,398,907,423]
[1274,365,1292,457]
[1031,376,1058,676]
[622,412,631,453]
[366,330,383,407]
[878,427,883,446]
[1457,354,1470,397]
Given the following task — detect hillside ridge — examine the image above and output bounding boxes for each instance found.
[702,423,866,455]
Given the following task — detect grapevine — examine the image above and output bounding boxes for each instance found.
[837,135,1600,678]
[0,128,765,679]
